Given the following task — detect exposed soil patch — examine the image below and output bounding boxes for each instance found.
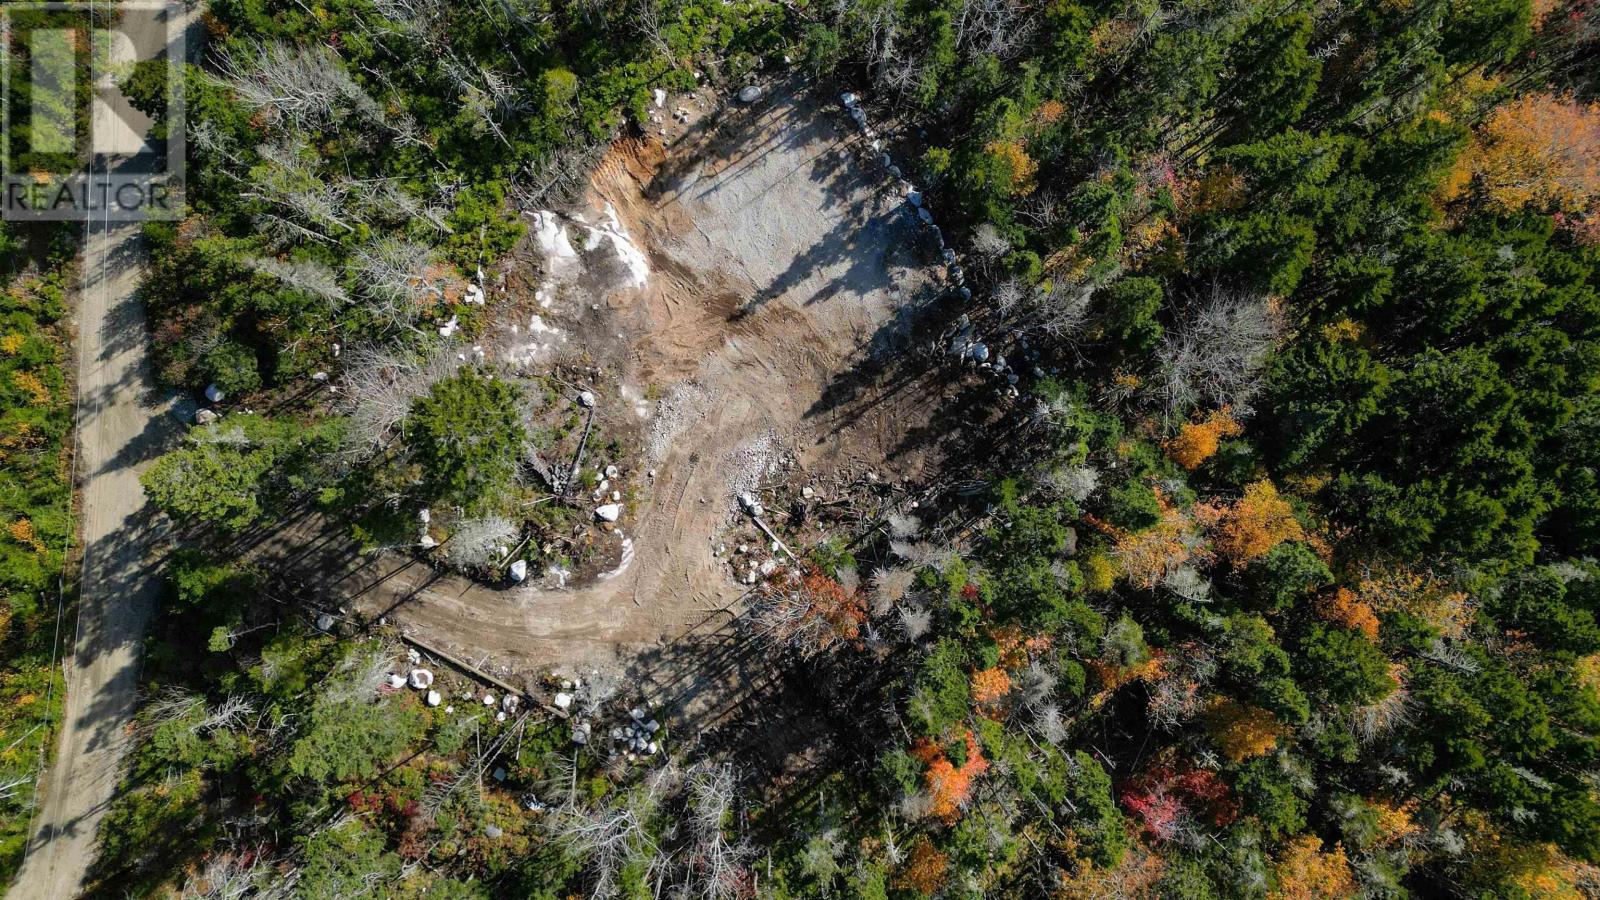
[272,82,962,739]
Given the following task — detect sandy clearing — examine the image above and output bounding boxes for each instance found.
[272,82,947,726]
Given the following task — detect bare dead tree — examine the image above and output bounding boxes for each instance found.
[631,0,675,60]
[338,344,464,461]
[1039,464,1100,503]
[1161,564,1212,604]
[422,713,529,818]
[887,513,922,540]
[679,763,754,900]
[511,140,608,211]
[1353,682,1413,744]
[348,238,450,331]
[549,763,678,899]
[442,54,528,147]
[954,0,1037,61]
[1033,278,1094,343]
[366,0,451,48]
[870,567,916,616]
[897,603,933,641]
[744,572,866,658]
[198,695,259,734]
[367,180,454,234]
[245,256,349,309]
[1155,283,1282,418]
[240,139,357,244]
[321,641,401,706]
[180,848,298,900]
[138,687,206,737]
[213,41,381,131]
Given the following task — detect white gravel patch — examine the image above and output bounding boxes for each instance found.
[646,381,716,462]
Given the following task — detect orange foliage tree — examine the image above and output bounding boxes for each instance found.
[1057,844,1167,899]
[1165,406,1243,470]
[1203,696,1283,762]
[7,518,45,554]
[1370,800,1420,848]
[912,730,990,822]
[1446,94,1600,219]
[970,667,1012,710]
[747,566,867,656]
[1197,480,1304,566]
[896,838,950,896]
[1270,836,1356,899]
[1316,588,1380,641]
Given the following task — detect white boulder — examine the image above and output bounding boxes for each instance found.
[595,503,622,522]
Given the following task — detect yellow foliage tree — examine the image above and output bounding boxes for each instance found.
[1318,319,1363,344]
[1460,810,1600,900]
[1109,492,1204,589]
[0,333,22,355]
[1576,653,1600,697]
[11,370,50,405]
[984,140,1039,196]
[1057,844,1167,900]
[1370,800,1420,848]
[1270,836,1356,900]
[1198,480,1303,565]
[1356,568,1473,640]
[1203,696,1282,762]
[1165,406,1243,470]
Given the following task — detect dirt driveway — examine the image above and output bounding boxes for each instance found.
[271,84,952,728]
[12,221,176,900]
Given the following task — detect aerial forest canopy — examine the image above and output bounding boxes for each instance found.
[73,0,1600,896]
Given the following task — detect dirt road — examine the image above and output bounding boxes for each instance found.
[10,218,174,900]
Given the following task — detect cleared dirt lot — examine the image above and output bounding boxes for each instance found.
[277,82,953,729]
